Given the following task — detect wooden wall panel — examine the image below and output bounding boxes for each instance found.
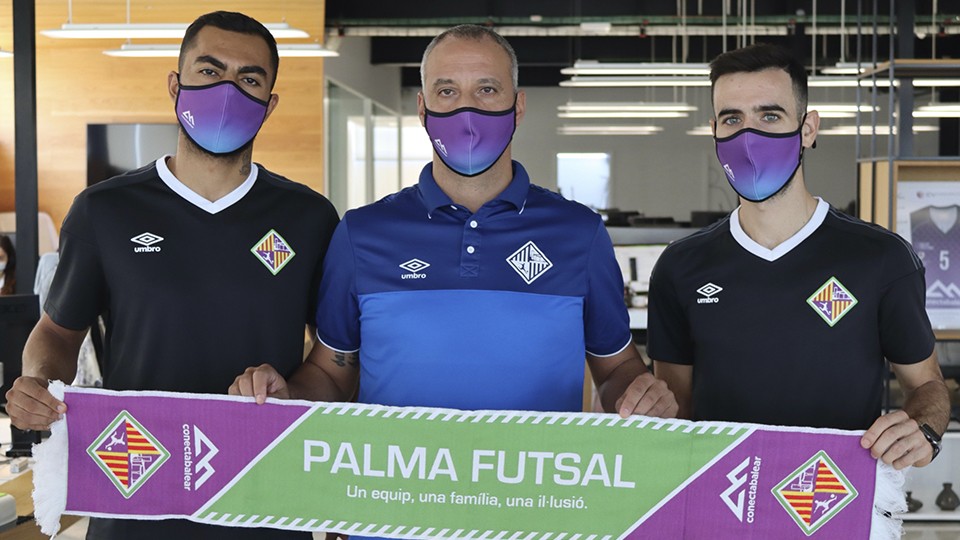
[0,0,327,232]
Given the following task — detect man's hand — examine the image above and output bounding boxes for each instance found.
[228,364,290,404]
[5,376,66,431]
[613,372,678,419]
[860,410,933,469]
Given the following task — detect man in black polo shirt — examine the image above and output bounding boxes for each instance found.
[5,11,337,540]
[648,43,950,470]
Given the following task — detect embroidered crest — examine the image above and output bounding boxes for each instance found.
[87,410,170,499]
[807,277,858,327]
[772,450,858,535]
[251,230,296,275]
[507,241,553,284]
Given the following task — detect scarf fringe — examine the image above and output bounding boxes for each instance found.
[32,380,68,537]
[871,460,906,540]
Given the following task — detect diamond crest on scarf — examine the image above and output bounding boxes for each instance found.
[251,229,296,275]
[806,277,858,327]
[506,241,553,285]
[771,450,858,535]
[87,411,170,499]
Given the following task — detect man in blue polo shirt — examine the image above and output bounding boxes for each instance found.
[231,25,674,418]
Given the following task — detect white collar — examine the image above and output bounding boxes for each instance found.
[730,197,829,262]
[155,155,257,214]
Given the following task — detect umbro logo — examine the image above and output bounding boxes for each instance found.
[433,138,448,156]
[181,110,196,129]
[696,282,722,304]
[400,258,429,280]
[131,232,163,253]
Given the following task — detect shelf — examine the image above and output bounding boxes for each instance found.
[903,509,960,522]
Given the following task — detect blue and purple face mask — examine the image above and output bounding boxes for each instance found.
[714,120,806,203]
[423,102,517,177]
[175,78,269,155]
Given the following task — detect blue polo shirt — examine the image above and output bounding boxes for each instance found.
[315,161,631,412]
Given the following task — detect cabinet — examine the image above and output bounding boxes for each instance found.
[903,429,960,521]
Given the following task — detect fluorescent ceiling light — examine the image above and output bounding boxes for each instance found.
[558,125,663,136]
[916,104,960,114]
[557,102,695,118]
[818,124,939,136]
[562,61,711,76]
[43,22,308,39]
[913,110,960,117]
[808,104,877,113]
[558,111,689,118]
[820,63,869,75]
[559,102,697,112]
[104,43,338,58]
[560,76,710,88]
[0,49,12,58]
[686,125,714,136]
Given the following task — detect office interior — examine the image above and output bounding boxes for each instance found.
[0,1,959,537]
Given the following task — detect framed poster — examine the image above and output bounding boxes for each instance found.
[896,181,960,331]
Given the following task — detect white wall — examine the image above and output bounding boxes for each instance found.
[324,37,403,113]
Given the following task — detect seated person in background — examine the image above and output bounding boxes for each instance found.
[0,234,16,295]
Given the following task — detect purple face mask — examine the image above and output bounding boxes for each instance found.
[423,103,517,177]
[175,79,269,155]
[714,120,806,203]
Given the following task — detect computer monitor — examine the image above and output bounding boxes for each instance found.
[0,294,40,404]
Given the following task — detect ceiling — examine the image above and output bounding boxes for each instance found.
[324,0,960,87]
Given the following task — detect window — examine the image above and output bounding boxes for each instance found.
[557,152,611,210]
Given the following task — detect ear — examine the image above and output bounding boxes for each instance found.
[709,118,717,137]
[514,89,526,127]
[801,109,820,149]
[417,91,426,127]
[263,93,280,122]
[167,71,180,103]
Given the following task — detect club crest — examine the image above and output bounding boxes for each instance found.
[771,450,858,535]
[87,410,170,498]
[806,277,858,327]
[251,229,296,275]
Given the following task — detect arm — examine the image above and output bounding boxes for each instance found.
[5,313,87,430]
[229,341,359,404]
[860,352,950,469]
[587,343,677,419]
[652,360,693,420]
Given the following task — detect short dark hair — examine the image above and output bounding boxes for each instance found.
[420,24,519,91]
[179,11,280,89]
[709,43,807,118]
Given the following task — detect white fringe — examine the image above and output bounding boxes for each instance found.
[31,380,69,538]
[871,460,906,540]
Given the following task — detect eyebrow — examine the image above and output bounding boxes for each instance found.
[717,104,788,117]
[430,77,505,91]
[194,55,268,79]
[194,55,226,70]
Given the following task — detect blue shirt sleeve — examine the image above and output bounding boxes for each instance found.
[315,218,361,353]
[584,221,632,356]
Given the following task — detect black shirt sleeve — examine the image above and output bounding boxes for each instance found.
[45,193,108,331]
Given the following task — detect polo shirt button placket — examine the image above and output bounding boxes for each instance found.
[460,214,481,278]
